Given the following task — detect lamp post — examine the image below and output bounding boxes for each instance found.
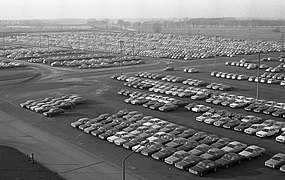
[280,34,284,58]
[122,141,148,180]
[256,52,261,100]
[119,40,124,75]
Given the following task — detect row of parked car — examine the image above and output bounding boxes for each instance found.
[211,71,285,86]
[244,100,285,118]
[118,89,188,112]
[115,72,284,121]
[118,86,285,142]
[196,110,285,140]
[10,30,285,60]
[20,94,87,117]
[71,109,266,176]
[0,60,26,68]
[136,71,233,91]
[6,47,69,59]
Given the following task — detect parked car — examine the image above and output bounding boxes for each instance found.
[175,154,202,170]
[256,127,279,138]
[189,159,219,176]
[221,141,247,153]
[164,150,190,165]
[43,108,64,117]
[215,152,243,168]
[265,153,285,169]
[238,145,265,160]
[276,132,285,143]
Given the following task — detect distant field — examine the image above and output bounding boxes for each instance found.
[142,26,285,41]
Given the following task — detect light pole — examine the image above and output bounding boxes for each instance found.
[119,40,124,75]
[122,141,148,180]
[280,34,284,58]
[256,52,261,100]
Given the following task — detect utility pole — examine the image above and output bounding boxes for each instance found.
[256,52,261,100]
[122,141,147,180]
[132,39,135,58]
[119,40,124,75]
[280,34,284,58]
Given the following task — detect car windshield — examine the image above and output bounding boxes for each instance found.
[195,146,205,151]
[263,129,270,132]
[251,126,258,129]
[272,156,283,161]
[173,153,184,158]
[196,161,207,168]
[223,154,231,159]
[245,148,254,153]
[184,157,197,163]
[227,144,236,148]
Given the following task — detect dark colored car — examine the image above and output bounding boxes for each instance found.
[169,126,187,135]
[122,137,145,149]
[177,140,200,151]
[188,131,208,141]
[98,128,118,139]
[149,102,165,110]
[215,152,243,168]
[244,103,260,111]
[152,147,176,161]
[253,105,270,113]
[199,134,220,145]
[143,100,157,108]
[200,148,226,161]
[43,108,64,117]
[141,144,165,156]
[165,137,188,148]
[175,154,202,170]
[189,159,219,176]
[263,106,279,115]
[223,119,241,129]
[211,138,232,149]
[177,128,197,138]
[233,122,252,132]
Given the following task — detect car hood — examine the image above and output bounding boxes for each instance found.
[165,156,179,163]
[190,149,201,155]
[221,147,232,152]
[239,151,251,157]
[200,153,212,159]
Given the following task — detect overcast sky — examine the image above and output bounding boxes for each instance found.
[1,0,285,20]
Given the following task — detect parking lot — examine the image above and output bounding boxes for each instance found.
[0,33,285,180]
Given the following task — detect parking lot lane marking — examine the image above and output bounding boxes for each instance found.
[75,131,84,139]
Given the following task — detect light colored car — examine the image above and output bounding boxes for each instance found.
[271,121,285,131]
[204,114,222,124]
[196,112,213,122]
[256,127,279,138]
[71,118,90,128]
[275,132,285,143]
[244,124,266,135]
[192,105,210,113]
[260,119,276,127]
[107,131,128,143]
[238,145,265,160]
[221,141,247,153]
[265,153,285,169]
